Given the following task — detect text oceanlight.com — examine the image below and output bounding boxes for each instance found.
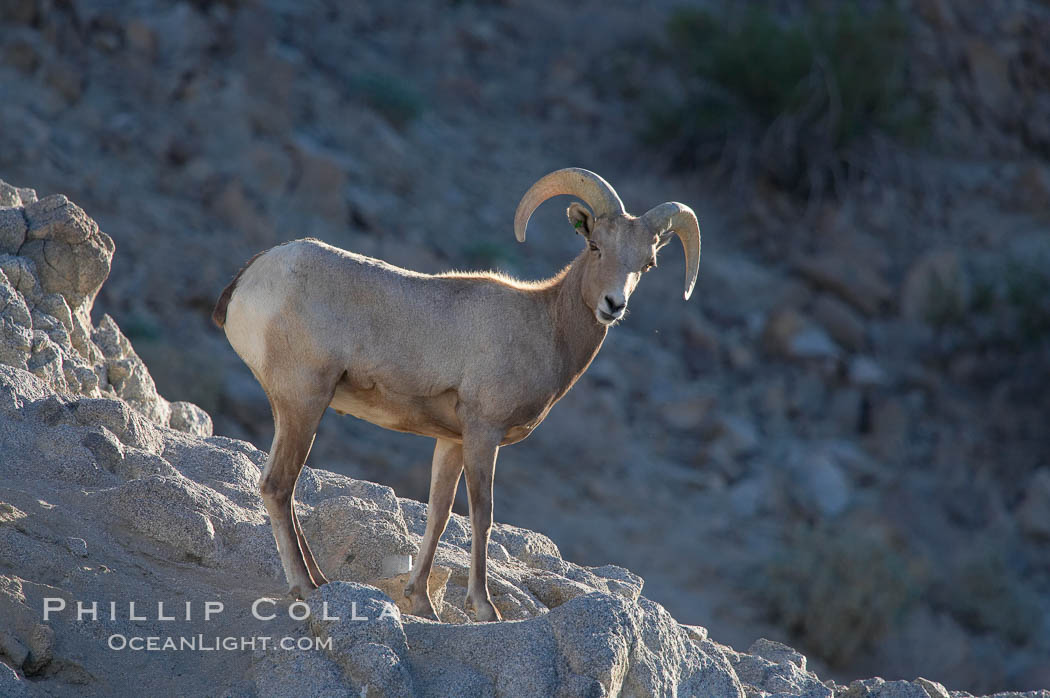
[42,597,401,651]
[107,635,331,651]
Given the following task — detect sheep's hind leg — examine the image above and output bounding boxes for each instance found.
[260,391,331,599]
[404,438,464,620]
[461,426,502,622]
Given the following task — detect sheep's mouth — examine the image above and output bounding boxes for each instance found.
[596,309,620,325]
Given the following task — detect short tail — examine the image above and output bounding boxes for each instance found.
[212,250,265,328]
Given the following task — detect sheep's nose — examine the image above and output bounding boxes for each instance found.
[604,295,626,313]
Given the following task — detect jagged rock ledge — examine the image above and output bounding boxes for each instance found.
[1,184,1046,697]
[0,180,211,436]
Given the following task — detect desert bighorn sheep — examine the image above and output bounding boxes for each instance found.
[212,168,701,621]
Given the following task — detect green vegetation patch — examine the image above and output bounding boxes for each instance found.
[643,2,932,192]
[350,72,425,129]
[758,521,924,667]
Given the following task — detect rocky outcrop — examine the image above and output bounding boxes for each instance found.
[2,188,1047,696]
[0,181,210,436]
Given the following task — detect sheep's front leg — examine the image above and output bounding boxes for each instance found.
[461,427,503,622]
[404,439,463,620]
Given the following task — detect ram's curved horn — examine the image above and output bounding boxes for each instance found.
[514,168,626,242]
[640,202,701,300]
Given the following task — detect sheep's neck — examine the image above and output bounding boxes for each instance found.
[546,253,607,387]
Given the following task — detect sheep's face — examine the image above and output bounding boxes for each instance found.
[568,203,662,327]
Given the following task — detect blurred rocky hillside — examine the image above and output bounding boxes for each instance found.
[1,0,1048,692]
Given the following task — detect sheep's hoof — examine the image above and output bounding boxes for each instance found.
[287,580,319,600]
[465,595,501,622]
[404,583,440,621]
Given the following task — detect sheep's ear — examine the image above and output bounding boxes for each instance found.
[567,202,595,236]
[655,230,675,252]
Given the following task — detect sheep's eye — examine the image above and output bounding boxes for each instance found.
[643,259,656,272]
[588,241,600,254]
